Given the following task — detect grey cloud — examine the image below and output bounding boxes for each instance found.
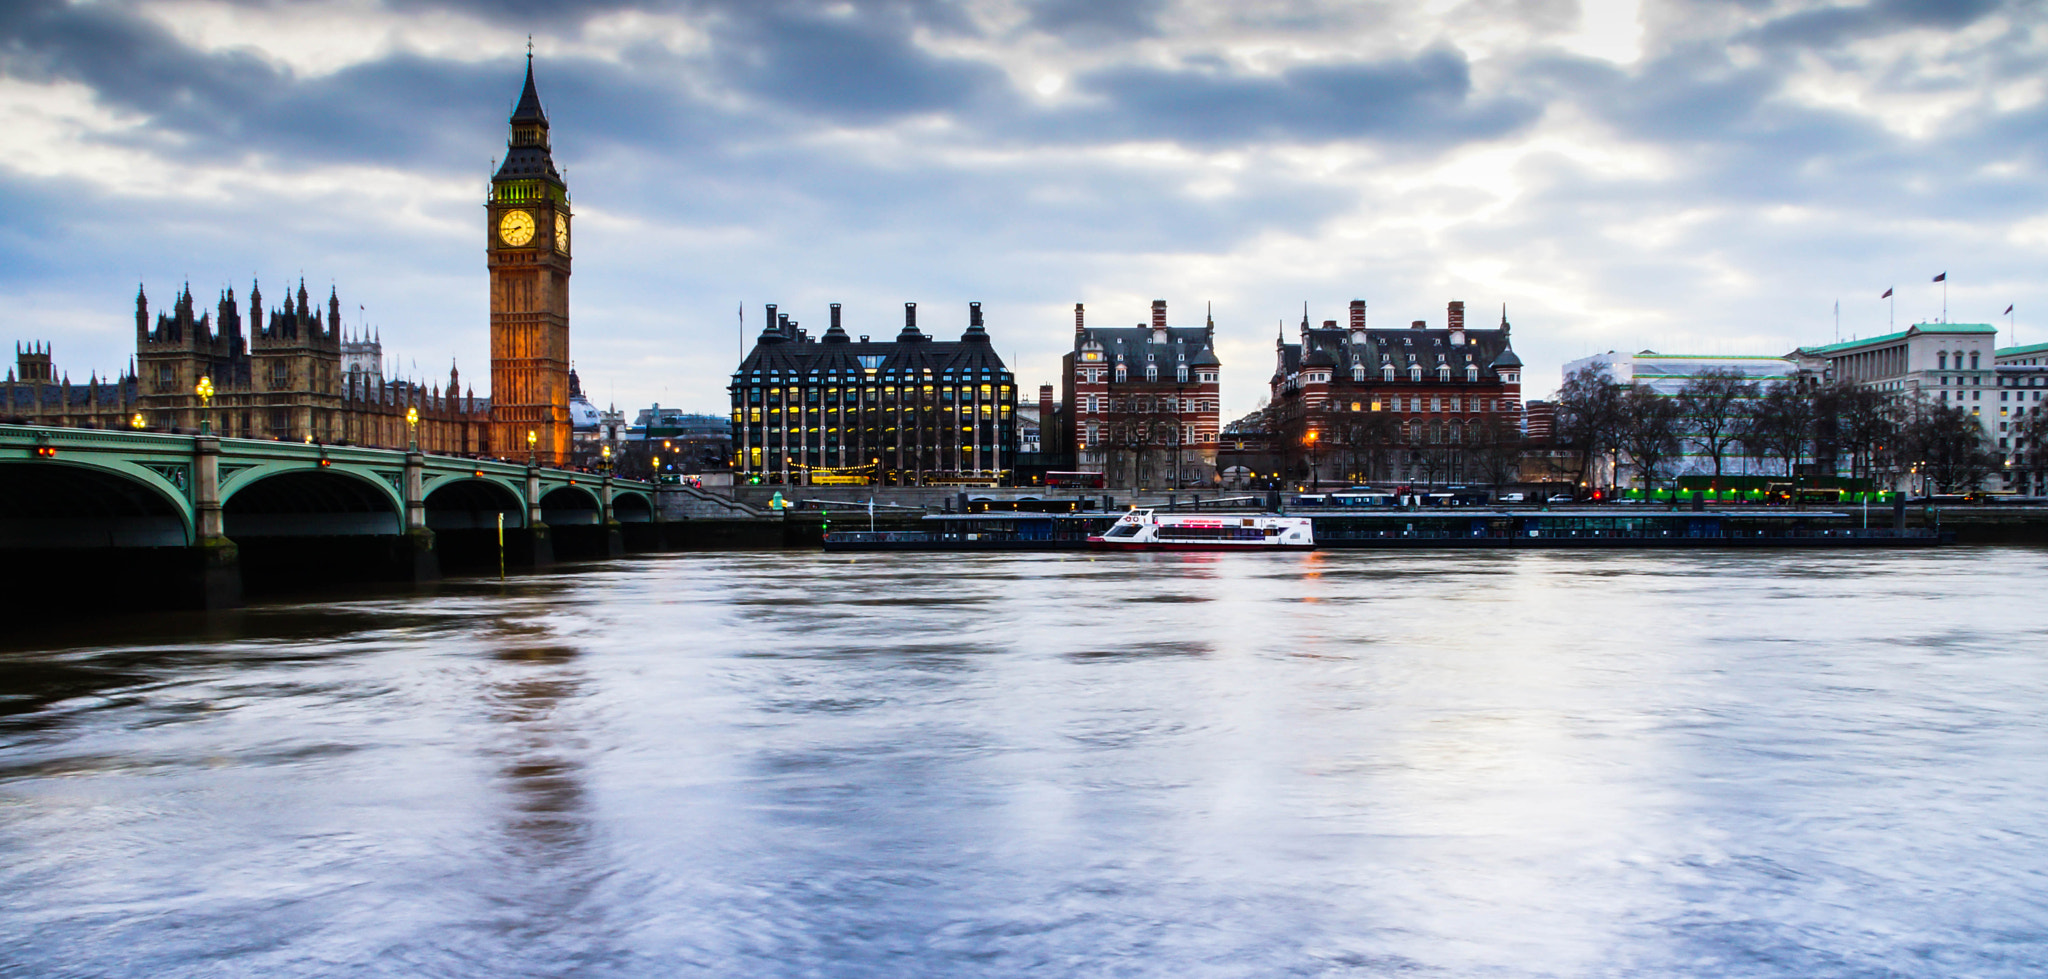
[1740,0,2003,50]
[1021,0,1167,45]
[706,2,1005,121]
[1059,48,1540,148]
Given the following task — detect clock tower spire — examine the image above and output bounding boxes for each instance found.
[487,50,572,465]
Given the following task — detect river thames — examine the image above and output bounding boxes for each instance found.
[3,547,2046,977]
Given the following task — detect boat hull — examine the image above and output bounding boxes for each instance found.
[1087,539,1315,551]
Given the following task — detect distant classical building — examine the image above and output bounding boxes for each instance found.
[1060,300,1223,489]
[1268,300,1523,486]
[6,282,490,454]
[729,302,1018,485]
[1565,350,1796,395]
[2,343,138,429]
[1995,340,2048,495]
[1787,322,1999,438]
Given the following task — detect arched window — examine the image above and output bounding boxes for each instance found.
[1146,363,1158,381]
[1176,365,1188,382]
[1430,421,1443,444]
[1115,365,1127,382]
[1448,420,1462,443]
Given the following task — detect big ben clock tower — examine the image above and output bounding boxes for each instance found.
[488,53,572,465]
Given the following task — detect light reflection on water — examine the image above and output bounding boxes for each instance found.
[4,548,2048,977]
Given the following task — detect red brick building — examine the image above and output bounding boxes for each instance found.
[1268,299,1523,487]
[1060,300,1223,488]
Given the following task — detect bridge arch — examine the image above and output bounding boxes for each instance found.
[612,490,654,523]
[0,461,192,547]
[222,468,402,537]
[424,478,526,530]
[540,485,603,526]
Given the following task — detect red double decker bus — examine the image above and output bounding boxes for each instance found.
[1043,471,1107,489]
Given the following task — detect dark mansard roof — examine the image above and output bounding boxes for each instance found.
[733,308,1011,381]
[1075,324,1221,376]
[1277,322,1520,382]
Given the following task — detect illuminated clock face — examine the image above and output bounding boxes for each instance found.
[554,215,569,254]
[498,209,535,246]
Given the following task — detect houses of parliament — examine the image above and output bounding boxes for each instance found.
[1,56,576,465]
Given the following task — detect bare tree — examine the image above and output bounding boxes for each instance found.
[1554,364,1625,495]
[1810,380,1899,484]
[2014,407,2048,495]
[1675,368,1756,483]
[1467,414,1525,493]
[1617,385,1682,497]
[1899,398,1996,494]
[1747,380,1816,477]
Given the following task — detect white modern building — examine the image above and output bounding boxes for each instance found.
[1562,350,1798,482]
[1565,349,1797,395]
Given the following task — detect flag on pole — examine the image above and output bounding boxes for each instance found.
[1933,272,1946,282]
[2005,305,2015,315]
[1881,288,1892,298]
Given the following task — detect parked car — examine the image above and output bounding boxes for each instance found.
[1500,492,1526,503]
[1548,494,1574,504]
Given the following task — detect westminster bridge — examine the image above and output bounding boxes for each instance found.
[0,424,683,609]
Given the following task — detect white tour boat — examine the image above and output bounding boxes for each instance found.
[1087,509,1316,551]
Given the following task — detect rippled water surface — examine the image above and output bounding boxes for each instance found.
[5,548,2048,978]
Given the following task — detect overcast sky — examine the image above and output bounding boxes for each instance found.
[3,0,2043,419]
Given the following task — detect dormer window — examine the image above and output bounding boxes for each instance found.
[1115,366,1127,382]
[1383,365,1396,381]
[1177,365,1188,382]
[1146,364,1158,381]
[1437,365,1450,381]
[1409,365,1422,381]
[1466,365,1478,382]
[1352,364,1365,382]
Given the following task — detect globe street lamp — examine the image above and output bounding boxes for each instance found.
[406,406,419,451]
[130,412,146,431]
[527,429,538,466]
[194,376,214,435]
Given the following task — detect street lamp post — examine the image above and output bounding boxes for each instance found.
[194,376,214,435]
[405,406,419,452]
[527,429,537,467]
[130,412,146,432]
[1304,429,1320,492]
[601,443,612,475]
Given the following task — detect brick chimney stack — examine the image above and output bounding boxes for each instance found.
[1152,299,1167,329]
[1349,300,1366,332]
[1447,301,1465,332]
[1039,384,1054,424]
[1074,303,1085,335]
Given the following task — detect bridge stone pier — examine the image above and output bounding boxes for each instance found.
[1,424,659,610]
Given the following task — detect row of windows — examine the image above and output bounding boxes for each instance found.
[747,426,1006,436]
[742,404,1011,421]
[1936,351,1982,371]
[1078,424,1217,447]
[1331,396,1513,413]
[738,385,1012,404]
[1075,367,1219,383]
[2000,375,2047,387]
[1078,395,1219,414]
